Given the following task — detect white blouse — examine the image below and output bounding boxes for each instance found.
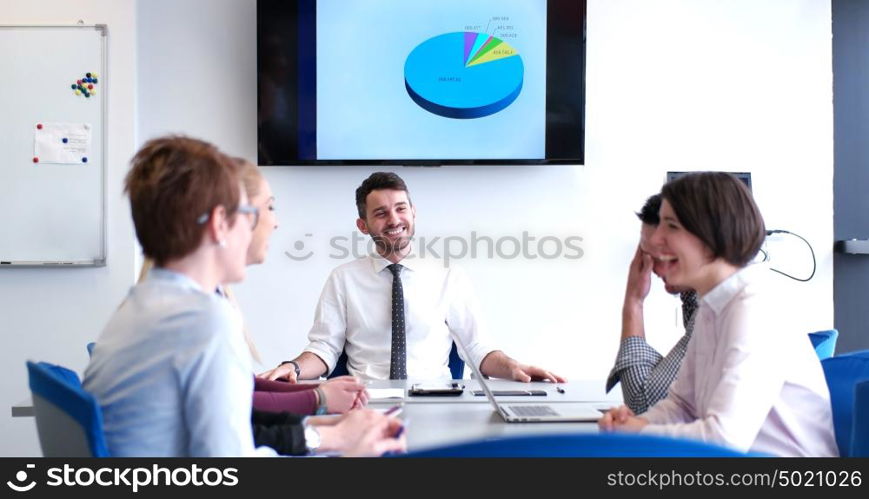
[641,265,838,456]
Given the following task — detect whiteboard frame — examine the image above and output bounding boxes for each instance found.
[0,24,108,268]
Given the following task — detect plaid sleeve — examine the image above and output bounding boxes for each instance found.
[606,337,663,414]
[606,294,699,414]
[640,331,691,413]
[641,304,697,405]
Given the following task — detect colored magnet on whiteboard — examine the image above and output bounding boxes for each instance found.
[82,157,88,163]
[73,72,99,98]
[36,124,43,130]
[89,89,96,95]
[33,157,39,163]
[34,123,92,164]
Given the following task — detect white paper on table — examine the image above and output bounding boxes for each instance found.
[367,388,405,400]
[33,122,92,164]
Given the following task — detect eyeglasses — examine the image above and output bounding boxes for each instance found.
[237,204,259,229]
[196,204,259,230]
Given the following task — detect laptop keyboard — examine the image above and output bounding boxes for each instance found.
[509,405,560,417]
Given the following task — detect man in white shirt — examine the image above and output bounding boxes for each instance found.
[261,172,565,382]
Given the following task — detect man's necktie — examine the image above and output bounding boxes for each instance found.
[388,264,407,379]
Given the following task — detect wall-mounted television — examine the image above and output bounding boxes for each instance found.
[258,0,586,166]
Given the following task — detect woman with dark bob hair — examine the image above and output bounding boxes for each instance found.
[600,172,837,457]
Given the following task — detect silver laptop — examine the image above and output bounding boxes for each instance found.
[451,332,602,423]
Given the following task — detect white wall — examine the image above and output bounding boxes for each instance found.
[139,0,832,376]
[0,0,833,455]
[0,0,138,456]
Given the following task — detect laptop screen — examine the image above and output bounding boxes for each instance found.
[449,331,505,414]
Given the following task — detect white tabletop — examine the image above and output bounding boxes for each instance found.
[365,378,619,403]
[365,379,621,451]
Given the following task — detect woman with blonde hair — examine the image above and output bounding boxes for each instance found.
[235,158,368,415]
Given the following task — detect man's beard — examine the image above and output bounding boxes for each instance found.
[372,227,414,256]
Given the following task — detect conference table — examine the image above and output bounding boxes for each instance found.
[364,379,620,451]
[13,378,622,452]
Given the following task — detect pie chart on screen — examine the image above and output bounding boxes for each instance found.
[404,31,524,119]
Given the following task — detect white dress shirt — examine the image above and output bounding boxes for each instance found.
[84,268,273,457]
[304,254,494,380]
[641,265,838,456]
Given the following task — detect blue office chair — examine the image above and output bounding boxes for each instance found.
[821,350,869,457]
[808,329,838,360]
[401,432,751,457]
[852,380,869,457]
[328,342,465,379]
[27,361,109,457]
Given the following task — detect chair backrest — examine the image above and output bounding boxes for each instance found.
[401,432,752,457]
[327,342,465,379]
[447,342,465,379]
[808,329,839,360]
[27,361,109,457]
[821,350,869,457]
[852,379,869,457]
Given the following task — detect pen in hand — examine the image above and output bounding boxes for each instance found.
[383,419,409,457]
[384,405,403,416]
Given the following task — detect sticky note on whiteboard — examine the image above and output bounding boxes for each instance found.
[33,122,92,164]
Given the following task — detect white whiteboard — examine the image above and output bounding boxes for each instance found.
[0,25,106,266]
